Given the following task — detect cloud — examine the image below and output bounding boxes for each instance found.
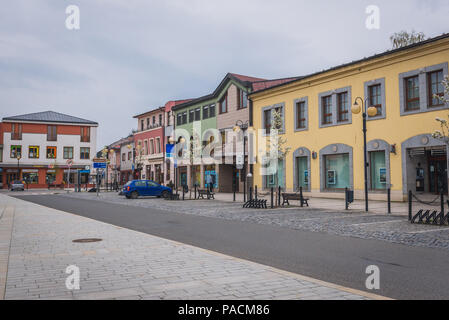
[0,0,448,148]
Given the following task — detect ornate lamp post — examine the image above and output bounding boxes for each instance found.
[351,97,378,212]
[233,120,250,202]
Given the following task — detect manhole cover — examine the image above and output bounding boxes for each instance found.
[72,238,102,243]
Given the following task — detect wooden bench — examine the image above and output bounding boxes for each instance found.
[282,192,309,207]
[197,188,215,200]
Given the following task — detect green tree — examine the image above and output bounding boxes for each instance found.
[390,30,426,49]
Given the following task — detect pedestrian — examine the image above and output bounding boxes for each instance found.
[206,174,213,193]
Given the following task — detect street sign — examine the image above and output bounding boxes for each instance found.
[85,165,90,170]
[236,154,244,169]
[66,159,73,167]
[93,162,107,169]
[79,170,90,173]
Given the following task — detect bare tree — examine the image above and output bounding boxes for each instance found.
[390,30,426,49]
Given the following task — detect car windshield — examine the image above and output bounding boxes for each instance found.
[13,180,23,184]
[124,181,132,187]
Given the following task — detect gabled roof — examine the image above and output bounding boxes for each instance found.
[2,110,98,125]
[133,99,193,119]
[171,73,268,111]
[250,32,449,96]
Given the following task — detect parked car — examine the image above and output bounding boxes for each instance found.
[10,180,25,191]
[122,180,172,199]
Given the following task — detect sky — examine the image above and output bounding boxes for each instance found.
[1,0,448,149]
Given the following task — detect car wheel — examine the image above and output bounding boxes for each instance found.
[161,190,169,198]
[130,191,138,199]
[125,195,131,199]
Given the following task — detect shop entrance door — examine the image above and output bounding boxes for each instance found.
[429,156,447,194]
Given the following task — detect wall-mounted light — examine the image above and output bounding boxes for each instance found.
[390,144,396,154]
[312,151,317,159]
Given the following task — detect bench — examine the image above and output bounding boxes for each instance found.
[282,192,309,207]
[197,188,215,200]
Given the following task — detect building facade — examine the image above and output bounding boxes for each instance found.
[0,111,98,189]
[172,73,296,192]
[250,34,449,201]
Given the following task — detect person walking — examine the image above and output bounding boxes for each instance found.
[206,174,213,193]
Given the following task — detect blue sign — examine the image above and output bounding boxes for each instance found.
[166,144,174,157]
[79,170,90,173]
[93,162,106,169]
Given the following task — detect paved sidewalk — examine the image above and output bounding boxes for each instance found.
[0,193,388,300]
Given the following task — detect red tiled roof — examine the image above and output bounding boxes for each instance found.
[251,77,302,91]
[229,73,266,83]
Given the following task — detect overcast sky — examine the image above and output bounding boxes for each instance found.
[1,0,448,148]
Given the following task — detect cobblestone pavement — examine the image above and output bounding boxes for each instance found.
[49,192,449,251]
[0,194,387,300]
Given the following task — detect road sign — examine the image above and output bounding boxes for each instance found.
[236,154,244,169]
[66,159,73,167]
[85,165,90,170]
[93,162,107,169]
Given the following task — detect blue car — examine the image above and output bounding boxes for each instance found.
[123,180,172,199]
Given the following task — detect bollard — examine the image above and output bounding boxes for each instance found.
[194,184,197,200]
[299,187,303,207]
[271,187,274,208]
[387,188,391,214]
[441,189,444,215]
[233,184,236,202]
[408,190,412,221]
[345,187,348,210]
[255,186,258,200]
[278,186,281,207]
[182,186,185,200]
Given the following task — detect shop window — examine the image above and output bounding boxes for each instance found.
[370,151,387,190]
[63,147,73,159]
[46,171,56,184]
[324,153,349,190]
[264,159,284,188]
[23,171,38,184]
[80,147,90,160]
[29,146,40,159]
[10,145,22,158]
[46,146,57,159]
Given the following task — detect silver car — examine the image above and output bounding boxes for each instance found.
[10,180,25,191]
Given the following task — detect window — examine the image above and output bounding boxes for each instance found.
[405,75,420,111]
[122,153,125,161]
[296,101,306,129]
[182,112,187,124]
[141,120,144,131]
[29,146,40,159]
[296,157,308,189]
[23,171,38,184]
[237,89,248,109]
[209,104,216,117]
[203,105,209,119]
[337,92,349,122]
[63,147,73,159]
[128,151,131,160]
[152,116,156,125]
[10,145,21,158]
[195,108,201,121]
[146,118,150,129]
[47,125,57,141]
[177,113,182,125]
[428,70,444,107]
[322,96,332,124]
[264,109,271,134]
[220,94,227,114]
[46,146,57,159]
[189,109,195,123]
[159,114,162,125]
[11,123,22,140]
[368,84,382,116]
[80,147,90,160]
[156,138,161,153]
[324,153,349,190]
[144,140,148,155]
[81,127,90,142]
[150,139,154,154]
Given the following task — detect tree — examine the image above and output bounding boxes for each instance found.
[432,75,449,143]
[268,109,290,194]
[390,30,426,49]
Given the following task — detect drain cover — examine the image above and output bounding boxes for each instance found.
[72,238,102,243]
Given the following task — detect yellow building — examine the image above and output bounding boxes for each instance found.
[250,34,449,201]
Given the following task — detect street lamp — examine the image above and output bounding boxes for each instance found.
[170,136,185,196]
[17,155,21,181]
[352,97,377,212]
[233,120,250,202]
